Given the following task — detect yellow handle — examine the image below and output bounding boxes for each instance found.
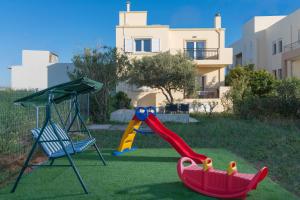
[203,158,213,172]
[227,161,237,175]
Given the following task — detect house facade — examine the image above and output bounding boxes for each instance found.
[231,9,300,79]
[116,2,232,107]
[10,50,74,90]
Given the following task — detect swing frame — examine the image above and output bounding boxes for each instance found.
[11,78,106,194]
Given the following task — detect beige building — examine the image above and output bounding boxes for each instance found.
[231,9,300,79]
[116,2,232,107]
[10,50,74,90]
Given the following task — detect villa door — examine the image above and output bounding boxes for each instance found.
[186,41,206,60]
[201,76,206,91]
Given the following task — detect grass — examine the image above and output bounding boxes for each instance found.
[0,114,299,199]
[0,148,297,200]
[90,115,300,197]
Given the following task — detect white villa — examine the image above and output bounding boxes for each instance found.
[231,9,300,79]
[116,1,232,107]
[10,50,74,90]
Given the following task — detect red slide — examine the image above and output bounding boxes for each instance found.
[144,113,207,163]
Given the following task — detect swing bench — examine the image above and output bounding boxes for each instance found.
[11,78,106,194]
[31,124,96,159]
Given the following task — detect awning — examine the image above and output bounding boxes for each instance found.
[14,77,103,107]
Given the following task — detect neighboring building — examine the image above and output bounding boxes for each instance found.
[231,9,300,79]
[116,2,232,107]
[10,50,74,90]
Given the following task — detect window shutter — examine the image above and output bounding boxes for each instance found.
[152,38,160,52]
[124,39,133,52]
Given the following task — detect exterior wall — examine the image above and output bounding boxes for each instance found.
[182,86,231,113]
[231,9,300,79]
[197,67,225,88]
[116,26,170,56]
[293,60,300,77]
[10,50,71,90]
[116,82,184,107]
[47,63,74,87]
[119,11,147,26]
[11,64,48,90]
[22,50,58,67]
[116,26,232,66]
[116,8,232,107]
[231,16,285,68]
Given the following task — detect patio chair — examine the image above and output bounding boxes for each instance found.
[165,103,178,113]
[179,104,189,113]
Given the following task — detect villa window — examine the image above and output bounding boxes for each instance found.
[135,39,152,52]
[278,39,283,53]
[272,42,277,55]
[124,38,160,53]
[186,41,206,60]
[235,53,243,66]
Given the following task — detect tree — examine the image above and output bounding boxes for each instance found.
[249,70,276,97]
[111,91,132,110]
[225,64,254,86]
[226,64,276,97]
[69,47,130,122]
[128,52,196,103]
[276,78,300,116]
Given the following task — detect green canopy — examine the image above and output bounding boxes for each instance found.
[14,77,103,107]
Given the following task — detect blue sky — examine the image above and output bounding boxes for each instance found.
[0,0,299,87]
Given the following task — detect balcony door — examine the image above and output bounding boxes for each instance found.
[186,41,206,60]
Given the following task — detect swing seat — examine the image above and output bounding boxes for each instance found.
[32,123,96,159]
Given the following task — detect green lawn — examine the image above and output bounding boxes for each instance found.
[0,148,297,200]
[91,115,300,197]
[0,114,299,199]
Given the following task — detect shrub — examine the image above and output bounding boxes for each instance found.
[111,91,132,110]
[227,64,300,119]
[225,64,253,86]
[236,96,280,119]
[276,78,300,117]
[249,70,276,97]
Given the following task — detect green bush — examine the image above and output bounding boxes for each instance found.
[236,96,280,119]
[225,64,253,86]
[276,78,300,117]
[111,91,132,110]
[249,70,276,97]
[227,65,300,119]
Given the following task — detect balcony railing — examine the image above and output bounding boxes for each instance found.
[185,90,219,99]
[184,48,219,60]
[284,40,300,53]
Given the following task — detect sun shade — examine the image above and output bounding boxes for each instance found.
[14,77,103,107]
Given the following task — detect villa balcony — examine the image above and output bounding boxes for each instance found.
[284,40,300,53]
[184,48,219,60]
[182,48,232,66]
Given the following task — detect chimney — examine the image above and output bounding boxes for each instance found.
[214,12,222,28]
[126,0,131,12]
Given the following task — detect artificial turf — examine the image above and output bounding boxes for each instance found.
[0,148,297,200]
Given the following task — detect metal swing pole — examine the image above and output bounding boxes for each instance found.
[47,92,88,194]
[74,96,106,166]
[36,106,39,128]
[11,97,51,193]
